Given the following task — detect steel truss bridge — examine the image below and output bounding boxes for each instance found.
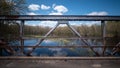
[0,15,120,60]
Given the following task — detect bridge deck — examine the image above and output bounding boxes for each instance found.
[0,57,120,68]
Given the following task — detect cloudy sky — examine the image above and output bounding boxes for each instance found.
[25,0,120,27]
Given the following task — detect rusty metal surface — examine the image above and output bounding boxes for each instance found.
[0,45,118,48]
[0,57,120,60]
[0,15,120,21]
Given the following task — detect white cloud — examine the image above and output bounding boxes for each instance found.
[48,48,67,56]
[39,21,57,27]
[69,21,101,26]
[49,12,63,15]
[53,5,68,13]
[27,12,37,15]
[69,21,82,26]
[28,4,40,11]
[49,48,62,52]
[87,11,108,15]
[39,21,69,27]
[83,21,101,26]
[25,21,40,26]
[49,5,68,15]
[41,4,50,10]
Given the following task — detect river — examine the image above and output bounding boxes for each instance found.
[2,39,115,56]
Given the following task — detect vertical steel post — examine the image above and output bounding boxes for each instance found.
[20,20,24,55]
[101,20,106,56]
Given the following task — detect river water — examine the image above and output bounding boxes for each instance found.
[2,39,111,56]
[23,39,91,56]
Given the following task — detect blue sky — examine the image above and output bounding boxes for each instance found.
[25,0,120,26]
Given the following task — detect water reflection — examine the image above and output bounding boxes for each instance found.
[3,39,119,56]
[22,39,102,56]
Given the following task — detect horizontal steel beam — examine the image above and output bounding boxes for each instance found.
[0,36,115,40]
[0,57,120,60]
[0,15,120,21]
[0,45,117,48]
[1,36,116,40]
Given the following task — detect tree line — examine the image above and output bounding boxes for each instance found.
[1,21,119,38]
[24,24,102,37]
[25,22,120,38]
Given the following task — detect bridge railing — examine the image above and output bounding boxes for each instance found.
[0,15,120,57]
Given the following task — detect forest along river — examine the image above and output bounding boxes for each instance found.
[3,39,105,56]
